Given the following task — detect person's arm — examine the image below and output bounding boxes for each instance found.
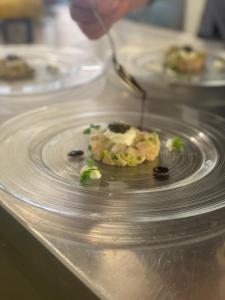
[70,0,151,39]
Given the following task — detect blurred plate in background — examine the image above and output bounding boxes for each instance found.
[119,45,225,87]
[0,45,106,96]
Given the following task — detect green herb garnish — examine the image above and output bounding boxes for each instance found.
[87,158,95,167]
[83,124,101,135]
[80,169,92,182]
[112,154,118,160]
[91,124,101,130]
[166,136,184,152]
[80,165,102,182]
[83,127,92,134]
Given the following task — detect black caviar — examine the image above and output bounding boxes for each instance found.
[108,122,131,134]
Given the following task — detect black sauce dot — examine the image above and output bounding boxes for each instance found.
[68,150,84,157]
[153,166,169,179]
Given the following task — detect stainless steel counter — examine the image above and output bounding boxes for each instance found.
[1,8,225,300]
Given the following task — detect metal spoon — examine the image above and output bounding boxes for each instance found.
[92,9,147,101]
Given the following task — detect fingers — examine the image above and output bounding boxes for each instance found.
[78,21,112,40]
[70,4,118,24]
[71,0,119,13]
[70,0,130,39]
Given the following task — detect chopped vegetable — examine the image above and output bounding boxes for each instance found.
[112,154,118,160]
[83,127,91,134]
[87,158,95,167]
[90,125,160,167]
[164,46,206,74]
[80,168,92,181]
[91,124,101,130]
[83,124,101,135]
[83,127,92,134]
[0,55,35,81]
[80,164,102,182]
[166,136,184,152]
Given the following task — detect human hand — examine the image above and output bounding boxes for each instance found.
[70,0,149,39]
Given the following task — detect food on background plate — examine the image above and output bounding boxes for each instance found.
[164,45,206,74]
[88,122,160,167]
[213,57,225,72]
[0,55,35,81]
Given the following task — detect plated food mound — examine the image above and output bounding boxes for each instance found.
[0,55,35,81]
[164,45,206,74]
[89,122,160,167]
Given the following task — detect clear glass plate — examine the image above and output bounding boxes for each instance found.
[119,46,225,87]
[0,45,105,96]
[0,99,224,225]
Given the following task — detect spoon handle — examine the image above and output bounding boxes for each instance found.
[92,7,117,59]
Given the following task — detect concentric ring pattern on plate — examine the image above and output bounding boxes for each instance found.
[0,45,105,96]
[0,100,224,227]
[119,46,225,87]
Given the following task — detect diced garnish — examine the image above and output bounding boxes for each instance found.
[83,127,92,134]
[112,154,118,160]
[89,169,102,179]
[91,124,101,130]
[80,164,102,182]
[90,125,160,167]
[166,136,184,152]
[87,158,95,167]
